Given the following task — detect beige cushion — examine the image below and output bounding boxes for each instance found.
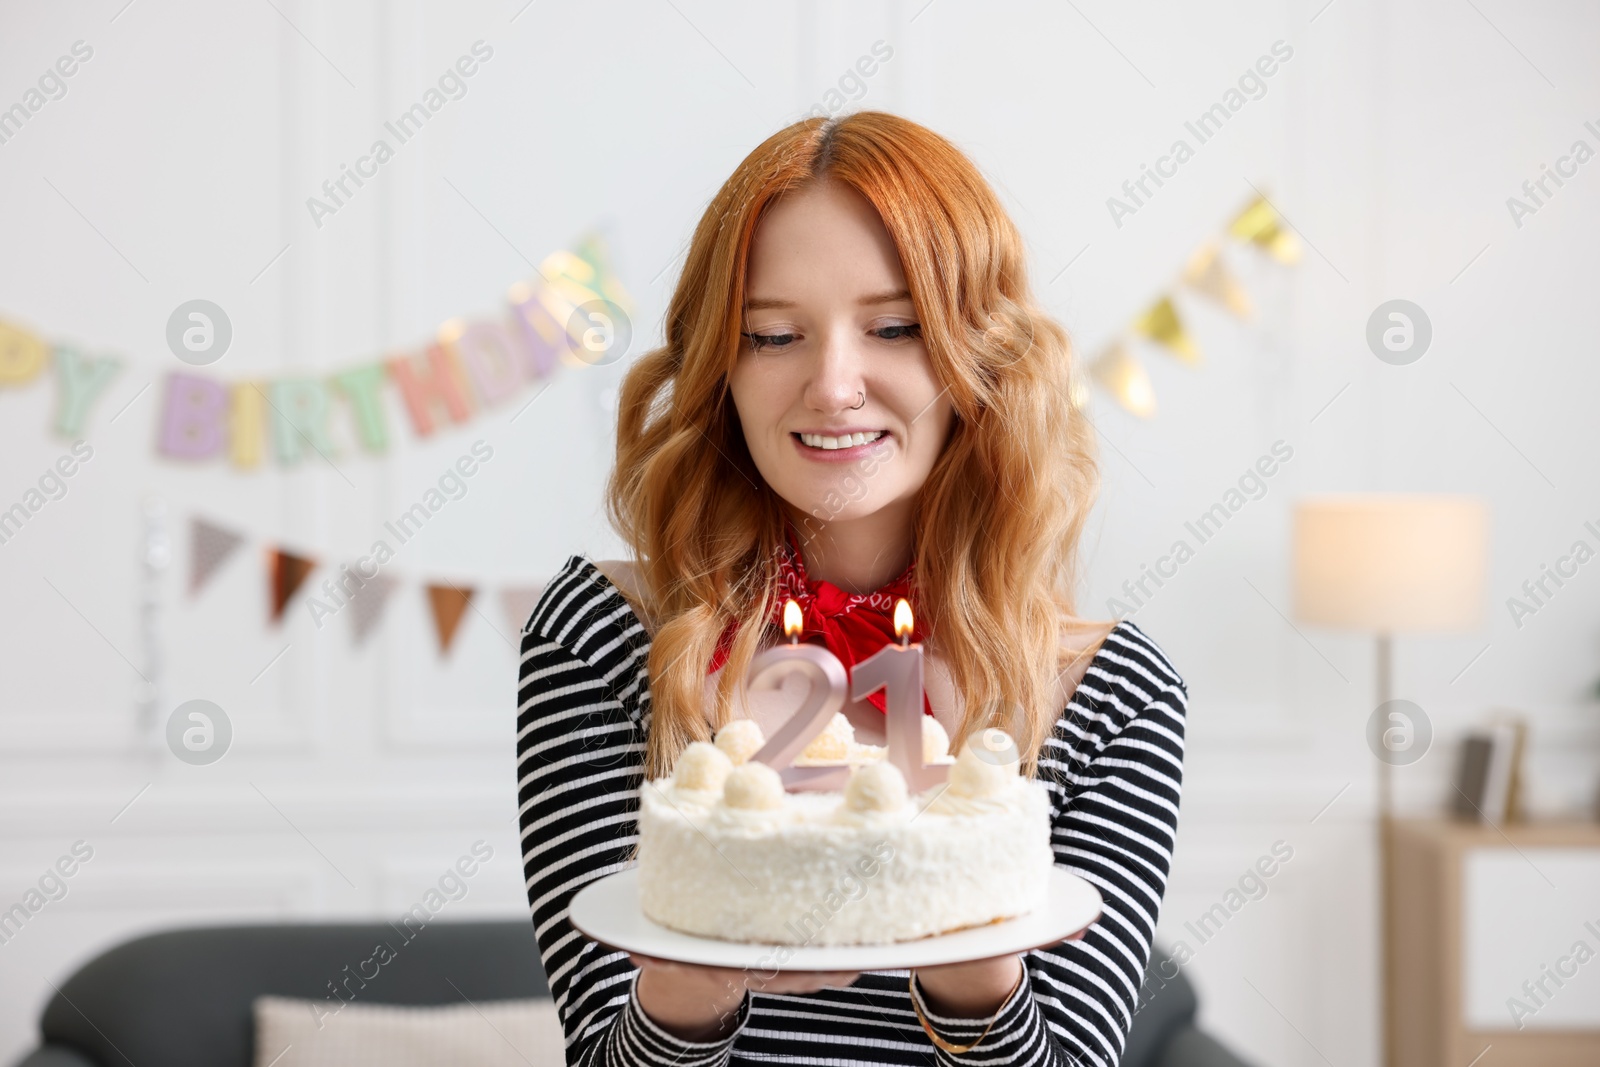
[252,995,566,1067]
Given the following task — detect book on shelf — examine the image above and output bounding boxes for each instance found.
[1450,712,1527,826]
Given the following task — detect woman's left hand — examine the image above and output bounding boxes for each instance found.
[911,928,1085,1017]
[912,954,1022,1018]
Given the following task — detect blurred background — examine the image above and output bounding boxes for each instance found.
[2,2,1599,1065]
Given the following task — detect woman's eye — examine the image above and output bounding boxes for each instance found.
[741,324,919,351]
[742,331,796,352]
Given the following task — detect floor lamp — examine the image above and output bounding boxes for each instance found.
[1291,495,1488,1067]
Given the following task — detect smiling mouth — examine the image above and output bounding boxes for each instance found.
[794,431,888,451]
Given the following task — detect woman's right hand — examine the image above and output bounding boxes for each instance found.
[629,953,859,1042]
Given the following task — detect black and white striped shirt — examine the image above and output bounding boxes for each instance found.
[517,556,1188,1066]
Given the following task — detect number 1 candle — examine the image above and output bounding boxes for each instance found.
[850,598,948,792]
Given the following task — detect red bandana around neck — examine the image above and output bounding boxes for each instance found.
[707,527,933,717]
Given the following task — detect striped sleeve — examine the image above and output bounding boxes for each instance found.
[517,558,747,1066]
[1021,620,1189,1066]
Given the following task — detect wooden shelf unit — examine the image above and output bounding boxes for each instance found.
[1389,818,1600,1067]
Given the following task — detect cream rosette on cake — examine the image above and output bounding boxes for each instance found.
[636,720,1055,946]
[788,711,956,768]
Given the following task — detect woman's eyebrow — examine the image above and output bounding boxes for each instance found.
[742,288,912,311]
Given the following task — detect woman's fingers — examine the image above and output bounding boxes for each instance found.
[767,971,846,988]
[629,953,689,973]
[819,971,861,990]
[759,969,860,992]
[627,955,860,994]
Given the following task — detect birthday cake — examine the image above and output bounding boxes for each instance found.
[636,715,1055,945]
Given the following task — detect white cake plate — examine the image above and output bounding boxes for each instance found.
[568,867,1102,971]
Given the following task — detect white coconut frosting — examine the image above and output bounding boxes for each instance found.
[713,719,765,765]
[637,720,1053,945]
[670,741,733,802]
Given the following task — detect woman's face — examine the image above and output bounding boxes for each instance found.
[728,181,955,531]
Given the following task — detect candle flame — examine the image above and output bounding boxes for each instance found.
[783,598,802,640]
[893,598,913,642]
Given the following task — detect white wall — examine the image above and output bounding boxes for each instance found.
[2,2,1598,1065]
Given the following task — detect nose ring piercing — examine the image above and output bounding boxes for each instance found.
[850,391,865,410]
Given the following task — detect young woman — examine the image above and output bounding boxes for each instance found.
[516,111,1187,1065]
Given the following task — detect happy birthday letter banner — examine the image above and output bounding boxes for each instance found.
[0,232,630,465]
[1082,193,1300,419]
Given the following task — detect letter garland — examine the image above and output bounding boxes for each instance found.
[0,231,630,463]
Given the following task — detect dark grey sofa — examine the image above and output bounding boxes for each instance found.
[14,924,1252,1066]
[1123,952,1259,1067]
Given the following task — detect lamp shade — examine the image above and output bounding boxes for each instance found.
[1292,495,1488,632]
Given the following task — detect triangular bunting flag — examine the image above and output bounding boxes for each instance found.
[500,583,547,637]
[268,548,317,624]
[426,583,475,655]
[1131,295,1201,365]
[1228,194,1301,265]
[190,517,245,595]
[1089,341,1156,418]
[347,572,400,647]
[1181,242,1253,320]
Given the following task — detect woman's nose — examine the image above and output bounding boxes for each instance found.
[802,330,865,413]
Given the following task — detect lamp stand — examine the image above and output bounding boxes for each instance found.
[1376,631,1394,1067]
